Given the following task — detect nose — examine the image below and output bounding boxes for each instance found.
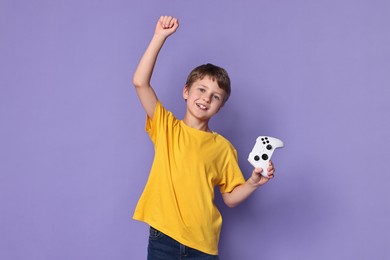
[203,94,211,103]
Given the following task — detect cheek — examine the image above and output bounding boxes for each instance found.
[186,91,199,101]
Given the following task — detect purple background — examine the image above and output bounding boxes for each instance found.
[1,0,389,259]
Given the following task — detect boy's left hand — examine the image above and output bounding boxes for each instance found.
[249,161,275,187]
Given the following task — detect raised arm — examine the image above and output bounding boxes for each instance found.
[133,16,179,118]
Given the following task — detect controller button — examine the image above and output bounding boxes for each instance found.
[254,155,260,161]
[262,154,268,160]
[266,144,273,150]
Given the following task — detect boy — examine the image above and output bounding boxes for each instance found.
[133,16,275,260]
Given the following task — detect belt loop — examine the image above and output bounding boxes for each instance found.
[179,243,188,257]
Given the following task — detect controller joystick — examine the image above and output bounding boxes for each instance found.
[248,136,284,177]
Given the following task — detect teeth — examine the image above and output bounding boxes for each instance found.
[197,103,207,110]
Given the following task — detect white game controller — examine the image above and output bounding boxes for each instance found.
[248,136,284,177]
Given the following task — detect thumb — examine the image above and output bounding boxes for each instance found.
[253,167,263,175]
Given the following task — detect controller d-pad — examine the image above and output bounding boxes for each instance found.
[262,154,268,160]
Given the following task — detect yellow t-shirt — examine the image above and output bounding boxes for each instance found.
[133,101,245,255]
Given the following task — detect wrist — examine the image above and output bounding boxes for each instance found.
[152,33,169,41]
[247,177,261,188]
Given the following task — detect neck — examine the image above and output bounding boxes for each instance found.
[182,117,211,132]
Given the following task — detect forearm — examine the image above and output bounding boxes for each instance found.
[133,16,179,118]
[222,179,260,208]
[222,166,275,208]
[133,34,167,88]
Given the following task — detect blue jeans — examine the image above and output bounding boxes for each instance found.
[147,227,219,260]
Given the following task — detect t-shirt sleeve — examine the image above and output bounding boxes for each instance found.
[145,101,176,145]
[218,146,246,193]
[145,101,164,144]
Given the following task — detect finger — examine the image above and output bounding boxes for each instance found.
[159,16,165,26]
[162,16,174,28]
[254,167,263,174]
[267,162,275,172]
[159,16,168,28]
[168,16,176,28]
[165,16,173,28]
[171,17,179,28]
[265,169,274,178]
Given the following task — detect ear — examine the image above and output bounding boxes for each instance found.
[182,85,189,100]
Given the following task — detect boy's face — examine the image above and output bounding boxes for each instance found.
[183,76,226,123]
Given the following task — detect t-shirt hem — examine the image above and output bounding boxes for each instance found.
[133,215,219,256]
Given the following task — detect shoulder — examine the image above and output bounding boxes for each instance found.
[213,133,237,153]
[146,101,179,137]
[153,101,178,121]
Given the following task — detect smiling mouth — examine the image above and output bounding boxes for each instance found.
[196,103,208,110]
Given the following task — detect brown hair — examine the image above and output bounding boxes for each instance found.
[185,63,231,104]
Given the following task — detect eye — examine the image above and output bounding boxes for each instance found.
[213,95,221,101]
[198,88,205,92]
